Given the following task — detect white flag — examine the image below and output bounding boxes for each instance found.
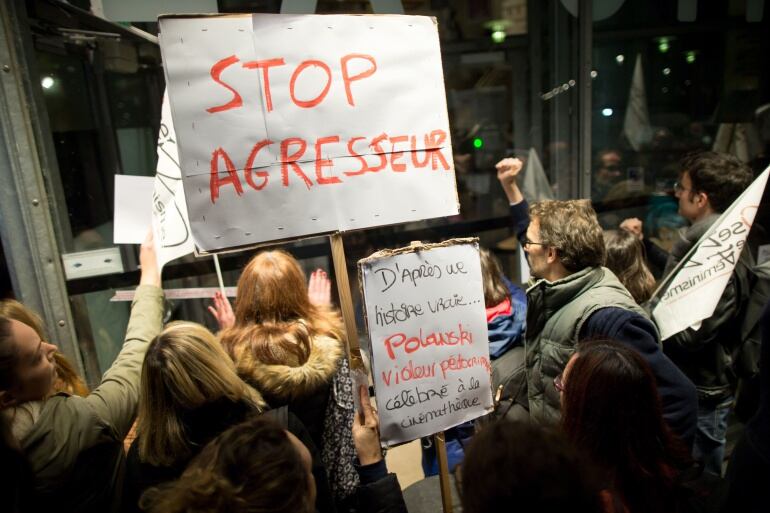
[152,91,195,270]
[520,147,555,202]
[623,54,653,152]
[652,166,770,340]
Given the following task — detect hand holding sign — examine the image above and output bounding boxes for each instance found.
[352,385,382,465]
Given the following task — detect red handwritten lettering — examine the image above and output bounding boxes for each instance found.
[340,53,377,107]
[383,324,472,361]
[210,147,243,203]
[244,140,272,191]
[426,129,450,170]
[410,135,430,168]
[289,60,332,109]
[314,136,341,184]
[368,133,389,172]
[389,135,408,172]
[344,136,369,176]
[241,58,285,112]
[206,55,243,114]
[280,138,313,189]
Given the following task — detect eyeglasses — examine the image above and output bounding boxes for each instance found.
[553,373,565,392]
[673,181,693,194]
[523,238,545,247]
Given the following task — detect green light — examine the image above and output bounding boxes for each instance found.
[658,37,670,53]
[472,137,484,149]
[491,30,505,44]
[686,51,696,63]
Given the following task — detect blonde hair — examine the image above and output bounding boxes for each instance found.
[0,299,88,397]
[220,250,344,375]
[529,200,605,272]
[137,321,264,466]
[479,249,508,308]
[603,230,656,304]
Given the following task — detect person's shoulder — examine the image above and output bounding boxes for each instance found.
[584,306,657,340]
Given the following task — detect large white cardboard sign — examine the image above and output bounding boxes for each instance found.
[359,239,493,446]
[158,14,458,252]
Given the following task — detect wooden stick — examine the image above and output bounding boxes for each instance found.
[434,431,454,513]
[329,233,361,367]
[212,254,226,297]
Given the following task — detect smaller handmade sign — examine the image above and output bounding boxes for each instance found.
[359,239,493,446]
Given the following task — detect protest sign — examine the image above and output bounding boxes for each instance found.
[158,14,457,252]
[152,91,196,269]
[359,239,493,446]
[652,166,769,340]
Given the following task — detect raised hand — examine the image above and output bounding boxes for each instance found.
[208,291,235,331]
[620,218,644,240]
[308,269,332,306]
[139,230,161,287]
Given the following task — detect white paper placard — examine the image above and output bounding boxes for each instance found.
[152,91,196,269]
[359,240,493,446]
[158,14,458,252]
[113,175,154,244]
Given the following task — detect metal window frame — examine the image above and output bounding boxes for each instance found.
[0,0,83,375]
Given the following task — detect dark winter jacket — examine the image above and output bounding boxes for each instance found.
[722,299,770,512]
[653,214,747,402]
[354,459,409,513]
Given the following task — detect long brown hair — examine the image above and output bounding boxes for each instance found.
[479,249,508,308]
[144,416,313,513]
[220,250,344,369]
[603,230,656,304]
[0,300,88,397]
[561,340,690,513]
[137,322,264,466]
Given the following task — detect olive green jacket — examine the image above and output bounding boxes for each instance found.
[15,285,164,513]
[525,267,650,424]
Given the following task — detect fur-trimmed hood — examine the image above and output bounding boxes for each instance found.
[240,335,344,402]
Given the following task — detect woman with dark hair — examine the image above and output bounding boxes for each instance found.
[602,229,656,305]
[460,420,603,513]
[218,250,358,504]
[560,340,692,512]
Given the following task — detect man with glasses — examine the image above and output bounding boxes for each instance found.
[622,151,754,475]
[497,157,697,448]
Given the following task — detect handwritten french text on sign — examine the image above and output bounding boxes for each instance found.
[653,166,769,340]
[359,241,493,446]
[158,14,457,252]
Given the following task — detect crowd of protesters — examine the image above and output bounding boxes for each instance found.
[1,150,768,513]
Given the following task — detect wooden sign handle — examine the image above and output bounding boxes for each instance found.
[434,431,454,513]
[329,233,362,368]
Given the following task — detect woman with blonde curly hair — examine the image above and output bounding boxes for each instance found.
[0,300,88,397]
[218,250,359,504]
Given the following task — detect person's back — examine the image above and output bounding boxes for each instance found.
[122,321,267,513]
[219,249,359,503]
